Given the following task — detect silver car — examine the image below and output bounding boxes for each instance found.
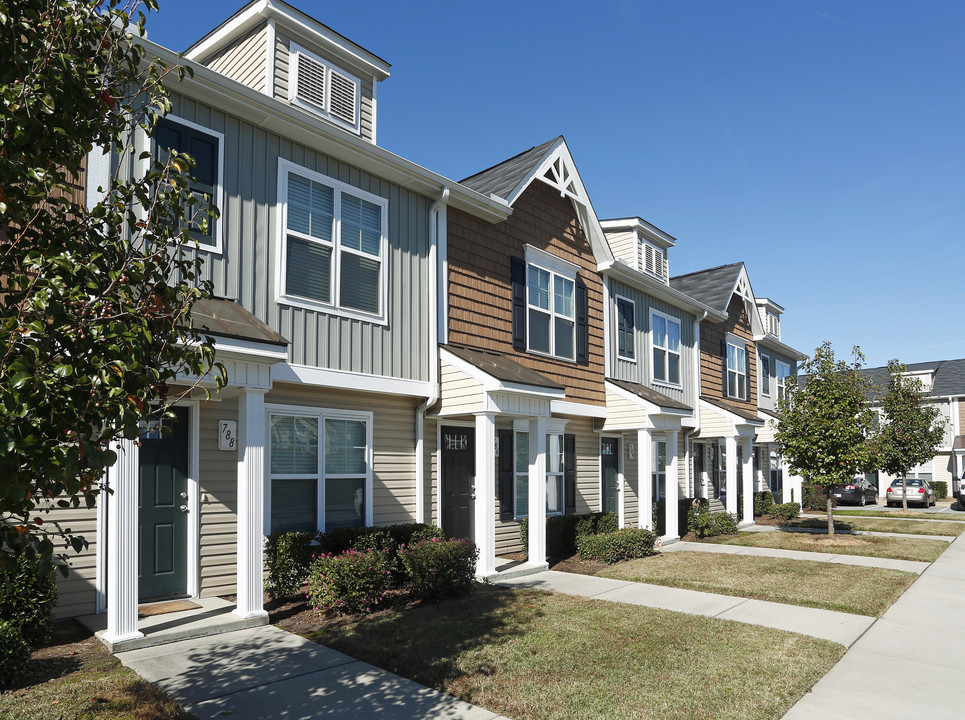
[885,478,936,508]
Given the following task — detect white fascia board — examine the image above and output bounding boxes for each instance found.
[440,347,565,399]
[600,217,676,249]
[550,399,607,419]
[184,0,267,61]
[272,362,432,398]
[601,260,725,321]
[756,335,807,361]
[140,40,510,224]
[699,398,764,428]
[205,334,290,361]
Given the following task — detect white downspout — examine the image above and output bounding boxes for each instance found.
[415,186,449,524]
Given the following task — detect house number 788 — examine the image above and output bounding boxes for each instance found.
[219,420,237,451]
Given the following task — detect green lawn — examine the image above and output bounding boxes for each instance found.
[788,516,964,537]
[701,530,947,562]
[824,509,965,522]
[304,585,844,720]
[595,551,915,616]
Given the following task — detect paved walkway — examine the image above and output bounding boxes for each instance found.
[661,540,930,574]
[116,624,507,719]
[781,532,965,720]
[494,570,875,646]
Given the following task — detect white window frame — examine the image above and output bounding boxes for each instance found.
[265,403,374,534]
[776,360,791,402]
[760,354,771,397]
[288,42,362,134]
[152,114,225,255]
[512,419,568,518]
[615,295,636,361]
[276,159,388,325]
[639,240,666,279]
[545,432,565,516]
[652,438,667,502]
[523,244,578,362]
[726,334,748,401]
[513,428,530,519]
[650,308,682,388]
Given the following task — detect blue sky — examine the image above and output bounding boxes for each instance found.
[145,1,965,370]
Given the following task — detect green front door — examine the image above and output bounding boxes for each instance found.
[139,406,189,600]
[601,437,619,514]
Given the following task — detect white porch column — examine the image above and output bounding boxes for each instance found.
[724,436,738,515]
[103,438,143,645]
[741,436,754,526]
[473,412,497,577]
[235,387,269,620]
[637,428,653,530]
[528,417,548,565]
[663,431,679,542]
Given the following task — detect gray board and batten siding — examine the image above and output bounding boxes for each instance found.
[162,91,431,382]
[607,278,698,409]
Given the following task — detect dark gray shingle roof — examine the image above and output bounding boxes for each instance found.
[459,137,560,201]
[669,263,744,313]
[607,378,691,412]
[701,396,764,424]
[445,344,563,390]
[933,359,965,396]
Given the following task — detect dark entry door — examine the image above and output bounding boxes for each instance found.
[601,438,619,514]
[139,406,189,599]
[441,426,474,540]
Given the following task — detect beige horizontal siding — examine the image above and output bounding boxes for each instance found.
[438,361,485,416]
[198,396,240,598]
[206,24,268,94]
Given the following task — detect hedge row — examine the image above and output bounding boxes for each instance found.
[576,528,657,564]
[518,511,618,559]
[687,498,738,538]
[0,551,59,687]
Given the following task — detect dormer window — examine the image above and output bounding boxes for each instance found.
[289,43,361,133]
[639,241,666,280]
[766,311,780,338]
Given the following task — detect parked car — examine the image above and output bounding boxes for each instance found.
[885,478,936,508]
[831,478,878,506]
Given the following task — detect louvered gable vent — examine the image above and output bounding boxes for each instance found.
[639,241,666,279]
[290,44,361,133]
[295,52,327,110]
[329,68,358,126]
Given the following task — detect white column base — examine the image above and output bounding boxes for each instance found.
[235,388,268,620]
[104,437,143,644]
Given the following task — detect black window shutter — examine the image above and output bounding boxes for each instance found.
[576,276,589,364]
[745,343,753,401]
[498,429,514,521]
[721,339,728,396]
[564,433,576,514]
[511,257,526,350]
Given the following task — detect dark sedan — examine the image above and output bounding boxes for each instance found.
[831,478,878,506]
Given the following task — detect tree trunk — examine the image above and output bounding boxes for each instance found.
[827,494,835,537]
[901,475,908,511]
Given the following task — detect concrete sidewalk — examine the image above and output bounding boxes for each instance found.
[494,570,875,646]
[115,624,507,720]
[781,532,965,720]
[661,540,930,574]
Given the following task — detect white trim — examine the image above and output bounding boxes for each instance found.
[759,352,772,398]
[440,347,566,399]
[550,399,607,419]
[370,74,378,145]
[263,18,276,98]
[724,334,749,401]
[602,277,612,373]
[275,158,389,325]
[185,400,201,600]
[85,147,111,211]
[205,334,289,361]
[614,294,636,362]
[288,42,362,135]
[649,308,682,388]
[523,244,580,276]
[523,250,577,362]
[699,398,764,428]
[272,362,432,397]
[154,114,226,255]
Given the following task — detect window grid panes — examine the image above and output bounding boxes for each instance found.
[761,355,771,396]
[617,298,634,359]
[526,262,575,360]
[652,312,681,384]
[727,342,747,400]
[777,361,791,402]
[515,431,529,518]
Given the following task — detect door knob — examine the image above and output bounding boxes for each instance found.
[179,504,188,513]
[180,491,187,499]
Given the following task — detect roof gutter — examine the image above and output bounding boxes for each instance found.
[599,259,725,322]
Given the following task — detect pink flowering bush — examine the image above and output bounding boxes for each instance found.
[399,538,478,600]
[307,548,393,615]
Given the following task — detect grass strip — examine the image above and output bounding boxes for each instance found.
[827,509,965,522]
[702,530,947,562]
[787,516,964,537]
[596,551,914,617]
[306,585,844,720]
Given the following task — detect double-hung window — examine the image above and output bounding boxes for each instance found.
[651,310,681,385]
[279,161,387,321]
[514,429,567,517]
[268,408,372,533]
[776,361,791,402]
[760,354,771,397]
[152,116,223,252]
[651,439,667,501]
[616,297,635,360]
[546,433,565,514]
[514,431,530,518]
[527,263,575,360]
[726,338,747,400]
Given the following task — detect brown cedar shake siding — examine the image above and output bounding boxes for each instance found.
[699,293,758,412]
[447,181,605,406]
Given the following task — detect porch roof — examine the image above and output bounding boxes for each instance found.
[701,396,764,425]
[444,344,563,391]
[190,297,289,348]
[606,377,691,412]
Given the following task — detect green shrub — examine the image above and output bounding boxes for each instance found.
[802,484,829,511]
[307,549,393,615]
[0,550,57,646]
[317,523,443,557]
[519,512,619,558]
[753,491,774,517]
[400,538,478,600]
[653,498,694,537]
[576,529,657,564]
[932,481,948,500]
[687,499,738,538]
[264,531,316,600]
[769,502,801,521]
[0,620,30,687]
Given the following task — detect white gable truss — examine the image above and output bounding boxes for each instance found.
[728,264,766,339]
[502,138,613,266]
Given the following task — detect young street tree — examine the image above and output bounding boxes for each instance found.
[1,0,222,577]
[776,342,877,536]
[876,360,946,511]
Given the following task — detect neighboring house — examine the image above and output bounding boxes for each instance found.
[429,137,612,574]
[597,217,725,540]
[51,0,511,649]
[669,263,805,522]
[860,359,965,499]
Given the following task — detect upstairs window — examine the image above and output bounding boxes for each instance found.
[766,311,780,338]
[760,354,771,397]
[726,339,747,400]
[152,116,223,252]
[278,161,387,321]
[651,310,681,385]
[777,361,791,402]
[289,43,361,133]
[616,296,635,360]
[639,241,666,279]
[527,263,575,360]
